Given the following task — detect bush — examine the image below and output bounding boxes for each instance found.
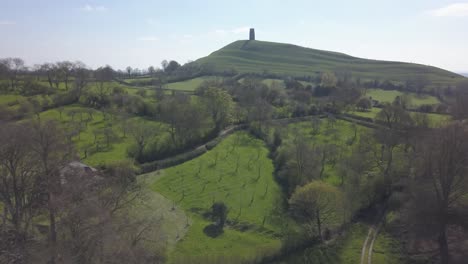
[139,146,207,173]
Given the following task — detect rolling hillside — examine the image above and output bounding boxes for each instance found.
[196,40,464,87]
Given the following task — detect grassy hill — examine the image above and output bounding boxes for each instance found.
[196,40,464,87]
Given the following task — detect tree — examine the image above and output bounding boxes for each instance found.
[29,120,71,262]
[71,62,89,102]
[159,94,207,147]
[0,58,25,90]
[320,72,337,88]
[289,181,343,241]
[128,121,160,162]
[160,60,168,72]
[148,66,156,76]
[451,80,468,120]
[211,202,228,229]
[126,66,133,78]
[93,65,114,107]
[100,160,141,214]
[38,63,58,89]
[57,160,163,263]
[376,102,413,130]
[407,123,468,264]
[164,60,180,74]
[356,97,372,111]
[277,131,320,194]
[56,61,74,90]
[0,123,38,245]
[199,87,234,131]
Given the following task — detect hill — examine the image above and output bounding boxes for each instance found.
[196,40,465,87]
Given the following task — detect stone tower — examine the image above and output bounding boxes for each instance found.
[249,28,255,40]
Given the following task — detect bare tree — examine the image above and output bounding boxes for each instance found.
[29,120,72,263]
[126,66,132,78]
[148,66,156,77]
[0,123,38,244]
[0,58,26,90]
[56,61,74,90]
[451,80,468,120]
[407,123,468,264]
[71,62,89,102]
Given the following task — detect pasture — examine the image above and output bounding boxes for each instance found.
[166,76,217,91]
[39,105,164,166]
[366,89,440,106]
[151,131,285,262]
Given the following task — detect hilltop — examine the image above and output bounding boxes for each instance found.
[196,40,465,87]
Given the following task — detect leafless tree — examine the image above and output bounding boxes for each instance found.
[0,123,38,244]
[56,61,74,90]
[407,123,468,264]
[0,58,26,90]
[451,80,468,120]
[29,120,72,263]
[71,62,89,102]
[126,66,132,78]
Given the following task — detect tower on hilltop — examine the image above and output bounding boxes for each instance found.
[249,28,255,40]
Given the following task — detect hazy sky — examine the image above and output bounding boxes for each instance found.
[1,0,467,73]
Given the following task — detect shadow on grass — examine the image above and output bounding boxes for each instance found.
[203,224,224,238]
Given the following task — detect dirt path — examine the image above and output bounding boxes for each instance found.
[360,213,385,264]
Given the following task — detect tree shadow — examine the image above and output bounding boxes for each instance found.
[203,224,224,238]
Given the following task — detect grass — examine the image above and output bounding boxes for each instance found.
[276,223,402,264]
[151,131,284,262]
[39,105,164,167]
[366,89,440,106]
[135,172,190,251]
[372,231,403,264]
[351,108,382,119]
[170,215,280,264]
[196,40,464,88]
[166,77,217,91]
[0,94,25,106]
[351,107,451,127]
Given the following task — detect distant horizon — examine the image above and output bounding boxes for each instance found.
[1,0,468,73]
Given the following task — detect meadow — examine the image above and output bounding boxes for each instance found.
[150,131,285,262]
[366,88,440,106]
[166,76,217,91]
[38,105,164,166]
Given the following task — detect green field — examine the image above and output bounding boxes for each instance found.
[351,107,451,127]
[39,105,164,166]
[196,40,464,87]
[0,94,24,106]
[166,77,218,91]
[366,89,440,106]
[151,131,284,262]
[351,108,382,119]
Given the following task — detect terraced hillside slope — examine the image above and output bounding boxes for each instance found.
[196,40,464,87]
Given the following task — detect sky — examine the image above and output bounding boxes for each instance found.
[1,0,467,73]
